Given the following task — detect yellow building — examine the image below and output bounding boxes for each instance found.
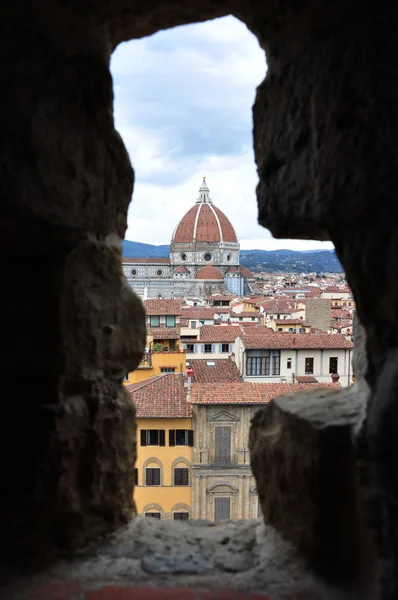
[126,373,193,520]
[268,319,311,333]
[123,349,187,385]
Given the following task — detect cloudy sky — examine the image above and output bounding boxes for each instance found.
[111,16,333,251]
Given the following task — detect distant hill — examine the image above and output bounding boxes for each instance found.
[122,240,170,258]
[122,241,343,273]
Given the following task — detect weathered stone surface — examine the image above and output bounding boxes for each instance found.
[249,388,369,586]
[2,518,354,600]
[2,0,398,597]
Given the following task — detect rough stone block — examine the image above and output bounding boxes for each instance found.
[249,387,369,584]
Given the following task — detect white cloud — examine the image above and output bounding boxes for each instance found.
[111,16,333,251]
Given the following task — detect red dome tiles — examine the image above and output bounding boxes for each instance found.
[172,202,237,244]
[240,266,254,278]
[195,266,223,280]
[174,265,190,273]
[172,178,238,244]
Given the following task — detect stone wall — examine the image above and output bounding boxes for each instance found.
[2,0,398,597]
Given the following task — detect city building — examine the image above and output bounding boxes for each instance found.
[234,331,354,386]
[123,349,187,385]
[305,298,332,332]
[183,325,238,359]
[190,381,340,521]
[268,319,311,333]
[126,374,193,520]
[122,178,256,299]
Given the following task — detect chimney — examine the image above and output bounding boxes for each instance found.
[331,372,340,383]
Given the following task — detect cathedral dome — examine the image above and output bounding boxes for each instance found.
[174,265,190,273]
[171,178,238,244]
[239,266,254,278]
[195,265,223,280]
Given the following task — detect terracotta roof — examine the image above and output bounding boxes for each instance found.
[172,203,237,243]
[244,297,265,305]
[230,312,260,318]
[273,319,310,326]
[195,265,223,280]
[148,327,179,340]
[123,258,170,264]
[199,325,241,343]
[242,332,353,349]
[144,299,182,315]
[239,266,254,278]
[189,359,242,383]
[331,309,351,320]
[295,375,319,383]
[191,382,341,404]
[324,287,349,293]
[126,374,190,418]
[180,307,218,320]
[174,265,190,273]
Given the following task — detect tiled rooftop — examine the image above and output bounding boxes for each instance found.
[191,382,340,404]
[199,325,242,342]
[273,319,310,326]
[195,265,223,280]
[173,203,238,243]
[126,374,190,418]
[295,375,320,383]
[144,299,182,315]
[148,327,180,340]
[242,332,353,349]
[189,359,242,383]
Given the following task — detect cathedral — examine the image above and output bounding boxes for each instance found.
[122,178,255,298]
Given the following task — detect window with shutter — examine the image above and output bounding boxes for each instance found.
[145,512,161,519]
[140,430,147,446]
[146,468,160,485]
[147,430,159,445]
[159,430,165,446]
[169,430,175,446]
[187,430,194,447]
[175,429,188,445]
[174,468,189,486]
[215,497,230,522]
[221,344,229,353]
[215,427,231,464]
[174,512,189,521]
[204,344,212,353]
[134,468,138,486]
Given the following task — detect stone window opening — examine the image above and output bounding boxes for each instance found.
[145,511,161,519]
[146,468,161,486]
[174,467,189,486]
[142,458,164,487]
[5,4,391,597]
[174,511,189,521]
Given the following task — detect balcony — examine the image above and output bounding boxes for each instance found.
[137,352,153,369]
